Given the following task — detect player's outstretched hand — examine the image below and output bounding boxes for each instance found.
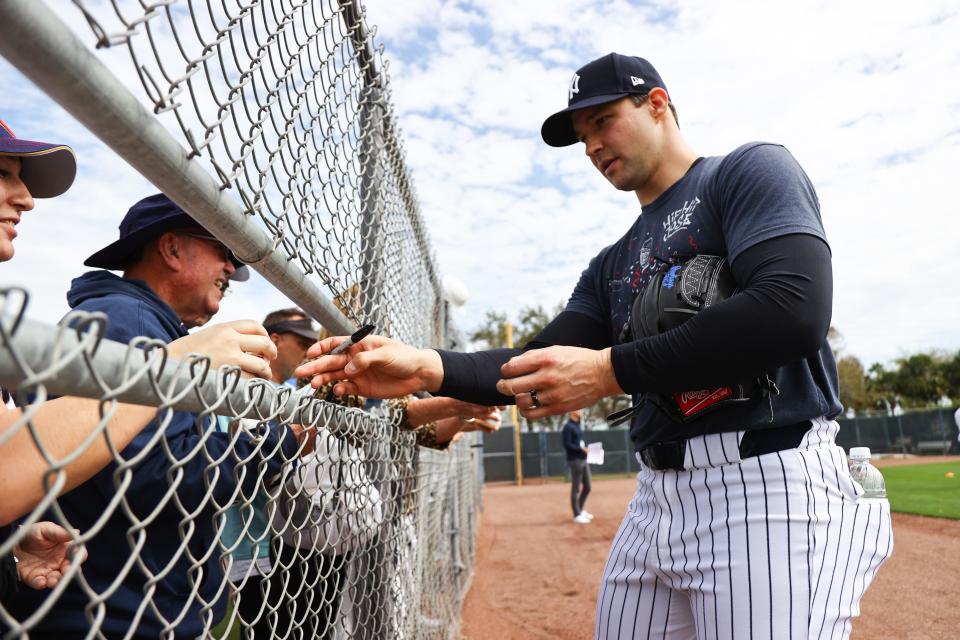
[15,521,87,590]
[496,345,624,419]
[168,319,276,380]
[294,334,443,399]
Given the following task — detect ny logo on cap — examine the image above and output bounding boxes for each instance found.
[569,73,581,101]
[630,76,645,86]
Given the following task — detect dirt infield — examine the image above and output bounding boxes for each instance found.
[462,466,960,639]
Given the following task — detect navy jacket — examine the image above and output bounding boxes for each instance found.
[8,271,299,638]
[562,419,587,461]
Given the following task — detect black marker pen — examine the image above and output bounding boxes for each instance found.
[329,324,375,355]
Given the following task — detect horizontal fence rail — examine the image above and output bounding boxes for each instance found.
[0,302,374,440]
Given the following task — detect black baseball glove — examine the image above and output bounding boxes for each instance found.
[610,255,776,425]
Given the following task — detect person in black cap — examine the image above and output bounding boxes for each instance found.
[5,193,303,637]
[217,307,318,638]
[295,52,891,638]
[0,124,278,609]
[262,308,321,384]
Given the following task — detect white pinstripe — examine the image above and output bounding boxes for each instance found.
[595,418,893,640]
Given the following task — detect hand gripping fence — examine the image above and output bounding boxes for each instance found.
[0,0,480,638]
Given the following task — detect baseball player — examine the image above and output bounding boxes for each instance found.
[296,53,892,639]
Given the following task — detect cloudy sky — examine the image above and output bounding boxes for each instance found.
[2,0,959,369]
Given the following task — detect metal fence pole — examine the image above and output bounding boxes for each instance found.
[505,322,523,486]
[357,83,386,324]
[539,431,547,479]
[883,416,893,451]
[341,0,443,312]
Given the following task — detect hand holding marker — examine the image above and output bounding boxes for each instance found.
[330,324,376,355]
[327,325,431,399]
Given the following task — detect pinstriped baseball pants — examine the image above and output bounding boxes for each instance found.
[596,417,893,640]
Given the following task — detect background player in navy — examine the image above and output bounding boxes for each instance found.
[562,410,593,524]
[296,53,892,639]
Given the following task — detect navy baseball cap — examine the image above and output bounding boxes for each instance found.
[541,53,669,147]
[84,193,249,281]
[0,119,76,198]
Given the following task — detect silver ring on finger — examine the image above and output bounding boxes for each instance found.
[529,389,542,409]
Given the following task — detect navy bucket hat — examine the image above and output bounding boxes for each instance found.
[541,53,669,147]
[0,119,77,198]
[84,193,249,281]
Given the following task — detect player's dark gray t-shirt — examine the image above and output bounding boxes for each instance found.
[566,142,842,450]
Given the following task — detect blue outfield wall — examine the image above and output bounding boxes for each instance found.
[481,409,960,483]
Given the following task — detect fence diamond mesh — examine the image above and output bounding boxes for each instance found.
[0,0,480,638]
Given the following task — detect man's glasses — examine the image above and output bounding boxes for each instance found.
[177,232,237,266]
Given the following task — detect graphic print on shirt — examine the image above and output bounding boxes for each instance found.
[662,197,701,241]
[617,236,655,303]
[607,197,706,341]
[637,236,653,270]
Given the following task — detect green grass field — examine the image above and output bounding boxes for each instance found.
[883,461,960,519]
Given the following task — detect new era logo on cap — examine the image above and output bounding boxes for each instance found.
[540,53,668,147]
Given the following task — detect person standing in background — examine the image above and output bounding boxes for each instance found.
[562,410,592,524]
[226,309,319,638]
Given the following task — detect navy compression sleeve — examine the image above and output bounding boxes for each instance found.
[609,233,832,392]
[435,311,610,404]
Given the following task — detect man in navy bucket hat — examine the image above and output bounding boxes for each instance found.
[0,121,282,619]
[85,193,249,285]
[6,190,302,637]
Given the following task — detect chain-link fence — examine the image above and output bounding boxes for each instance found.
[0,0,480,637]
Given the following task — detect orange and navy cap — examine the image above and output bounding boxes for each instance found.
[0,119,76,198]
